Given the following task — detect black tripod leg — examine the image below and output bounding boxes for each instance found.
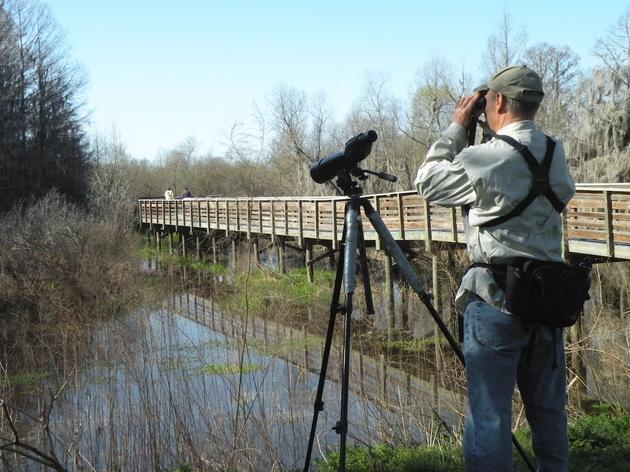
[357,218,375,315]
[361,199,536,472]
[361,199,463,362]
[336,198,360,472]
[303,212,348,472]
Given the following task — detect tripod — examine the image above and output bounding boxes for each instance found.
[302,170,535,472]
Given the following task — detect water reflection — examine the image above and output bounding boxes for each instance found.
[15,290,466,471]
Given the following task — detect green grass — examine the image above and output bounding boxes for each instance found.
[314,406,630,472]
[191,260,226,275]
[247,334,322,357]
[223,267,334,314]
[198,362,263,375]
[1,371,48,386]
[140,239,227,275]
[386,336,449,353]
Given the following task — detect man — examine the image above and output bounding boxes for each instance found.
[415,66,575,471]
[164,187,174,200]
[182,187,192,198]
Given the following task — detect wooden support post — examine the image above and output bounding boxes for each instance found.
[231,238,237,269]
[155,231,161,253]
[168,231,174,255]
[253,239,260,266]
[305,240,314,283]
[400,285,409,332]
[212,236,217,264]
[181,232,187,258]
[328,244,335,269]
[196,234,201,262]
[385,253,394,340]
[432,253,441,407]
[380,353,387,401]
[278,239,286,274]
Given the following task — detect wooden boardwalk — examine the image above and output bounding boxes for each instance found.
[138,184,630,261]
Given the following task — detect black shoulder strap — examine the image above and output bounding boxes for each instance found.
[480,134,565,229]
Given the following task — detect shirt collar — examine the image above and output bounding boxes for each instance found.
[495,120,537,135]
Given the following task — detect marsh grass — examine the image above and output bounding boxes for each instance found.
[220,267,334,314]
[317,406,630,472]
[198,363,264,375]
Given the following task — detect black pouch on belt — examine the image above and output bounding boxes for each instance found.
[505,259,591,327]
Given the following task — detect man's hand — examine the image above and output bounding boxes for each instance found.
[452,92,481,127]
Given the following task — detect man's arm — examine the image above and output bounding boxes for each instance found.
[414,93,481,207]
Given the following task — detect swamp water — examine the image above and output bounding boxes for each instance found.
[7,255,630,471]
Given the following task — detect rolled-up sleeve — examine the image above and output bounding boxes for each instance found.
[414,123,476,207]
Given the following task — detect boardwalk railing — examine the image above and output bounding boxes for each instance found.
[138,184,630,261]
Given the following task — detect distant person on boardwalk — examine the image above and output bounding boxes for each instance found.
[182,187,192,198]
[415,66,577,471]
[164,187,174,200]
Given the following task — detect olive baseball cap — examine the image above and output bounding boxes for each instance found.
[476,65,544,103]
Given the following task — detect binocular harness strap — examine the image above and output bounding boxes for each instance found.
[479,131,565,229]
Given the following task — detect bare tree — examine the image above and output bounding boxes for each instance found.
[480,9,528,76]
[524,43,581,137]
[593,7,630,87]
[0,0,90,212]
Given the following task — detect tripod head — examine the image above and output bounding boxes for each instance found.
[310,130,397,196]
[335,167,398,196]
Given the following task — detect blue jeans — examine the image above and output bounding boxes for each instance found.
[463,296,568,472]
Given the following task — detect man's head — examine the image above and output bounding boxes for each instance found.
[477,65,544,130]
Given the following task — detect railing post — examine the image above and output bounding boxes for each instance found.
[604,190,614,257]
[247,200,252,240]
[175,200,179,230]
[450,208,458,242]
[314,200,319,240]
[305,239,314,283]
[161,200,166,229]
[215,200,220,231]
[225,200,230,236]
[423,199,432,252]
[332,199,338,250]
[206,200,211,234]
[271,201,276,243]
[373,195,381,250]
[397,192,405,240]
[298,200,304,247]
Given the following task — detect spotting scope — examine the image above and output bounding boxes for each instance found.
[309,130,377,184]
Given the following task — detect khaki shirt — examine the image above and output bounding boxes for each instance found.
[414,120,575,314]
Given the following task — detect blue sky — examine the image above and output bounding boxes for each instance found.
[45,0,625,161]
